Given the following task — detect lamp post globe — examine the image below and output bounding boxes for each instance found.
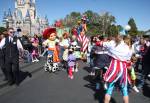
[125,25,131,31]
[124,25,131,34]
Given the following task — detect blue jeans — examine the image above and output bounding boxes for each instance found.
[59,46,65,61]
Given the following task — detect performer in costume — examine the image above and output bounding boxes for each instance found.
[96,35,132,103]
[42,28,59,63]
[77,29,89,60]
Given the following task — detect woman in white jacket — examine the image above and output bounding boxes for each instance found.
[96,35,132,103]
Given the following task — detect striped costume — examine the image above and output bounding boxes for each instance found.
[104,59,128,86]
[77,34,89,52]
[98,40,133,96]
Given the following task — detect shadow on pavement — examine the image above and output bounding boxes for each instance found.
[83,74,117,103]
[83,66,91,73]
[17,70,32,85]
[83,65,118,103]
[143,83,150,98]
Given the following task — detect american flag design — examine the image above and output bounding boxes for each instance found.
[77,34,89,52]
[103,58,130,87]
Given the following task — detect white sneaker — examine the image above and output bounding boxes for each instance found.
[92,72,95,76]
[35,59,39,62]
[148,74,150,78]
[75,68,78,72]
[104,83,108,90]
[32,60,35,62]
[133,86,139,93]
[70,76,74,79]
[72,68,74,72]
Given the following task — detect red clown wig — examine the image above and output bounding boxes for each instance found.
[42,27,56,39]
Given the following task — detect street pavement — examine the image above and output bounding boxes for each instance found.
[0,58,150,103]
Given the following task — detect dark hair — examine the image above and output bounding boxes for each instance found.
[99,36,104,41]
[7,27,14,31]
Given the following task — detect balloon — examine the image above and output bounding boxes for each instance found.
[125,25,131,31]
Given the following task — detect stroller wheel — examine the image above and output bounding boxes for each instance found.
[44,64,48,72]
[52,67,56,72]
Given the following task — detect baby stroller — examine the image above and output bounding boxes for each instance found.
[43,50,60,73]
[20,49,31,63]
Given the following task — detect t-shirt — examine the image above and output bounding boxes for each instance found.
[43,39,56,48]
[59,39,69,47]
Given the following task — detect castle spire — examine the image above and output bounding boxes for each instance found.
[3,11,7,18]
[25,9,30,18]
[7,8,12,17]
[32,0,35,3]
[2,11,7,23]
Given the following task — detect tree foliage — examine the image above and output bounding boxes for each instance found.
[128,18,138,36]
[98,12,116,35]
[60,11,141,36]
[0,27,7,34]
[63,12,81,28]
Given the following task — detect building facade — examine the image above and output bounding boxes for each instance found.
[2,0,49,36]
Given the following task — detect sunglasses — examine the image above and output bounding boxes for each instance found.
[9,31,15,34]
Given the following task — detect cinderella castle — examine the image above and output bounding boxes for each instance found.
[2,0,49,36]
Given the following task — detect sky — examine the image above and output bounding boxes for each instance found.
[0,0,150,31]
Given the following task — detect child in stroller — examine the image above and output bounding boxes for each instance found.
[42,28,60,72]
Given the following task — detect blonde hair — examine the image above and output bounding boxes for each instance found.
[114,34,122,47]
[123,35,132,49]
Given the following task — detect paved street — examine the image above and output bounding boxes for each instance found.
[0,58,150,103]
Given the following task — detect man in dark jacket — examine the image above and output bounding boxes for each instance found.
[0,28,24,86]
[0,33,7,81]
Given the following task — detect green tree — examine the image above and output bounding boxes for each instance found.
[87,23,101,35]
[0,27,7,34]
[98,12,116,36]
[107,24,118,36]
[117,25,123,33]
[83,10,99,23]
[128,18,138,36]
[63,12,81,28]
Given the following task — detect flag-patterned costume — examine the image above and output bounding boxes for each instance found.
[77,34,89,52]
[97,40,133,96]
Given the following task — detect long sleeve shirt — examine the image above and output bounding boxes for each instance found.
[0,36,23,51]
[103,40,133,61]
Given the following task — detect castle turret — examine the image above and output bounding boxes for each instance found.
[44,15,49,26]
[2,0,48,36]
[25,0,30,10]
[2,11,8,28]
[24,9,31,24]
[24,9,32,35]
[6,9,14,28]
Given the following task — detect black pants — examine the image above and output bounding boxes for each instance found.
[0,57,7,79]
[5,57,19,84]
